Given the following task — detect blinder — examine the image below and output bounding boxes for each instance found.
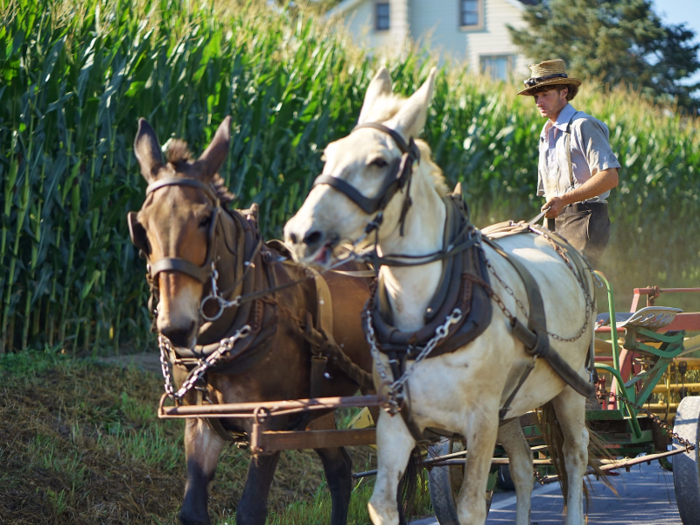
[128,211,150,256]
[312,122,420,231]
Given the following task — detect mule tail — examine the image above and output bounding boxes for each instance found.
[538,401,615,513]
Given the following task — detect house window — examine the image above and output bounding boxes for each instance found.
[480,55,514,81]
[376,2,390,31]
[460,0,480,28]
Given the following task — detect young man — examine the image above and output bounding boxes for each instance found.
[518,59,620,268]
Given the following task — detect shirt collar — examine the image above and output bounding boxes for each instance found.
[552,103,576,132]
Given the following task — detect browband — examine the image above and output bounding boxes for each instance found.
[147,177,220,203]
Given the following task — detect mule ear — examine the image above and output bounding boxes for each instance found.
[358,67,393,124]
[134,118,164,183]
[197,116,231,180]
[387,67,437,140]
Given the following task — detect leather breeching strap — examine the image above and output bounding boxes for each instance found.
[482,226,596,401]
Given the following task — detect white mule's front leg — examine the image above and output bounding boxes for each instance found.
[552,387,589,525]
[456,410,499,525]
[368,410,416,525]
[498,418,534,525]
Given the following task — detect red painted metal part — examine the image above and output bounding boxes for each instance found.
[595,286,700,412]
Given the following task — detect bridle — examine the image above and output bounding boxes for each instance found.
[128,176,358,325]
[313,122,478,267]
[313,122,421,237]
[128,177,223,285]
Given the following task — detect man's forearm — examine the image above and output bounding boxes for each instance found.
[561,168,619,205]
[542,168,619,217]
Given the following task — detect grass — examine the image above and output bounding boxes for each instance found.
[0,350,434,524]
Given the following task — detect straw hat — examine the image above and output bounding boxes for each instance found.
[517,59,582,96]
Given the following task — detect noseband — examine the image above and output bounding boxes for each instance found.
[312,122,420,235]
[128,177,222,285]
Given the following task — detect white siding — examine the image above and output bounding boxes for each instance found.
[465,0,529,77]
[341,1,393,49]
[332,0,530,76]
[410,0,467,59]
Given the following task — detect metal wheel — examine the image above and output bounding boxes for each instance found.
[497,464,516,491]
[427,438,492,525]
[673,396,700,525]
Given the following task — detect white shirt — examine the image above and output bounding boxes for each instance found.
[538,103,621,202]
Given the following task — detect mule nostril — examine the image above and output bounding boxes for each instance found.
[289,232,298,244]
[303,230,323,247]
[161,321,196,348]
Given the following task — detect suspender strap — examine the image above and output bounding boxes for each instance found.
[564,111,580,192]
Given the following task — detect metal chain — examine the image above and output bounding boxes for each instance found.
[483,235,593,344]
[608,390,695,451]
[158,325,252,401]
[366,308,463,413]
[484,258,528,320]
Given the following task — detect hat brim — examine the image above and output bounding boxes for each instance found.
[517,77,582,96]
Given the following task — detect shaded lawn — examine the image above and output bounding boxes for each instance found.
[0,350,398,524]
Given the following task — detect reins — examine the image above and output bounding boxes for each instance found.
[130,177,370,326]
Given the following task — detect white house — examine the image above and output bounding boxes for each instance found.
[327,0,535,80]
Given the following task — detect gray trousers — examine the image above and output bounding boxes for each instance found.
[546,202,611,268]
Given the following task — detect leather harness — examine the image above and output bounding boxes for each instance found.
[315,122,597,442]
[129,178,374,442]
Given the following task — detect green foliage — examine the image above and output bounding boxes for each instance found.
[509,0,700,110]
[1,0,699,354]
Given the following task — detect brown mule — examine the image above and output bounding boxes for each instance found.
[129,117,373,525]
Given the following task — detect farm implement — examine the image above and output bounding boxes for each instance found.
[157,273,700,523]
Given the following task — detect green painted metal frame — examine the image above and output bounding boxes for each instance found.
[593,271,686,443]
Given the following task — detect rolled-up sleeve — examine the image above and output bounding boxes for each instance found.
[575,119,621,176]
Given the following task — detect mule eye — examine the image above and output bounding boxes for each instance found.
[369,158,388,169]
[199,215,212,228]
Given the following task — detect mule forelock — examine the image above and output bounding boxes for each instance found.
[166,139,192,165]
[160,139,236,204]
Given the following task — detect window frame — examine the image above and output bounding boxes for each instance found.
[479,54,515,81]
[375,2,390,32]
[459,0,484,31]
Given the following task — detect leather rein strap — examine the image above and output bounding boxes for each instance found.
[313,122,420,235]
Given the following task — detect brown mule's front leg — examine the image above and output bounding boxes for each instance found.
[236,451,282,525]
[310,413,353,525]
[180,418,226,525]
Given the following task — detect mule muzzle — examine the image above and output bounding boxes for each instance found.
[284,221,338,267]
[158,318,197,349]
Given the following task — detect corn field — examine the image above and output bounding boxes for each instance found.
[1,0,699,354]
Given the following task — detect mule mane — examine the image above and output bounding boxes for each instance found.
[164,139,236,204]
[415,140,450,196]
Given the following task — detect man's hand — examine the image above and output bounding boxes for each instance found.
[542,168,619,219]
[542,196,568,218]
